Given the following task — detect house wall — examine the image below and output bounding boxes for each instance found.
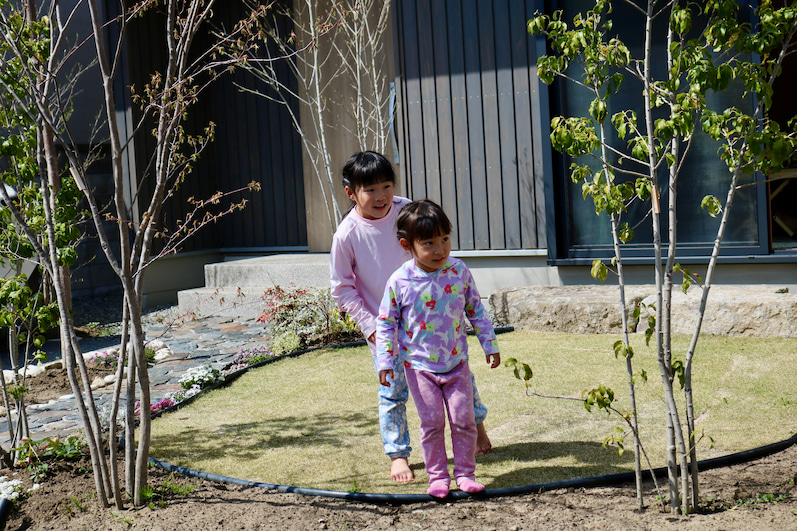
[462,254,797,298]
[81,1,797,307]
[392,0,547,252]
[299,1,400,252]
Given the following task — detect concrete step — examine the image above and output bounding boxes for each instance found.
[177,286,272,320]
[178,254,331,319]
[203,253,331,288]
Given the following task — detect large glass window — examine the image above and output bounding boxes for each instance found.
[552,0,765,259]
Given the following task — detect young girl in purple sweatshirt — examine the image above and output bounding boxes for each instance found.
[376,200,501,498]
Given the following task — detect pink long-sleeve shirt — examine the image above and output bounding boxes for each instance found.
[375,257,499,374]
[329,196,411,341]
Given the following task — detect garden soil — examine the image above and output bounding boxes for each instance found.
[3,367,796,530]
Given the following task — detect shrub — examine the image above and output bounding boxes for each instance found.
[257,286,360,347]
[0,476,24,502]
[270,332,301,356]
[165,384,202,404]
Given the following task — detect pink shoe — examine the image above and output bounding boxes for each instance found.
[456,477,485,494]
[427,480,450,498]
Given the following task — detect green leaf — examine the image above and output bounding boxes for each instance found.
[618,223,634,243]
[672,360,686,389]
[589,98,608,123]
[613,340,625,358]
[701,195,722,217]
[591,259,608,282]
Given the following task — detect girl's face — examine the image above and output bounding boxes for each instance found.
[345,180,394,220]
[401,233,451,273]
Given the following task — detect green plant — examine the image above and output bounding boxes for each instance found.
[137,475,195,509]
[271,332,302,356]
[110,510,133,525]
[88,350,120,370]
[162,474,195,496]
[735,492,792,507]
[138,486,155,502]
[62,495,87,516]
[227,346,275,372]
[13,435,85,482]
[528,0,797,514]
[27,462,49,482]
[144,346,157,364]
[257,286,358,346]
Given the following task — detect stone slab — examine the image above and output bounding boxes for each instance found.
[490,284,797,337]
[490,285,652,334]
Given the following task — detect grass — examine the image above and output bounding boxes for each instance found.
[148,330,797,494]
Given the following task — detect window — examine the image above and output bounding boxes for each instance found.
[548,0,767,261]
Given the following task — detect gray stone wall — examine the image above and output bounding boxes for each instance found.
[490,285,797,338]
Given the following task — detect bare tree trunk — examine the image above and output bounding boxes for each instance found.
[108,302,131,508]
[2,332,16,452]
[642,0,690,512]
[610,213,643,510]
[125,317,137,495]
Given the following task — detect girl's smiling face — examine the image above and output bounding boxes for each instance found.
[402,233,451,273]
[346,180,395,220]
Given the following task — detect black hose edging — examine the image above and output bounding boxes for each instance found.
[144,326,797,505]
[0,498,13,530]
[149,432,797,504]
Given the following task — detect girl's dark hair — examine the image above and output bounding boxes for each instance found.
[341,151,396,190]
[396,199,452,246]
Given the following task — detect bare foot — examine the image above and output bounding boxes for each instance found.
[390,457,414,483]
[476,422,492,455]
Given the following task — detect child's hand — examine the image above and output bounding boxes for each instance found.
[486,352,501,369]
[379,369,394,387]
[367,332,376,343]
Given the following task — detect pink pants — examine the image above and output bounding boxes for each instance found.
[404,362,477,485]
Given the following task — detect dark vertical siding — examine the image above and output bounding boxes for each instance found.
[395,0,546,250]
[495,0,521,248]
[447,2,475,248]
[124,1,306,253]
[512,0,544,248]
[463,1,489,248]
[401,0,427,200]
[418,0,441,204]
[431,1,458,240]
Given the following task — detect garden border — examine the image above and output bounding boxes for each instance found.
[149,432,797,504]
[143,330,797,504]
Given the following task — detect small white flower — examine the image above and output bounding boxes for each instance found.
[179,365,221,389]
[0,476,24,501]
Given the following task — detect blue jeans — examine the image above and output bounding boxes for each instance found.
[370,344,487,459]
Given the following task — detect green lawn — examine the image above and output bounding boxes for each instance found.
[148,330,797,494]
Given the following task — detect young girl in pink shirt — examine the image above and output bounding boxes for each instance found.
[375,199,500,497]
[329,152,492,484]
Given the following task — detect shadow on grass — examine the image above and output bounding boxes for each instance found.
[153,418,636,490]
[478,441,635,488]
[152,410,375,463]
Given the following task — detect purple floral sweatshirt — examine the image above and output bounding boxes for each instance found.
[376,257,499,374]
